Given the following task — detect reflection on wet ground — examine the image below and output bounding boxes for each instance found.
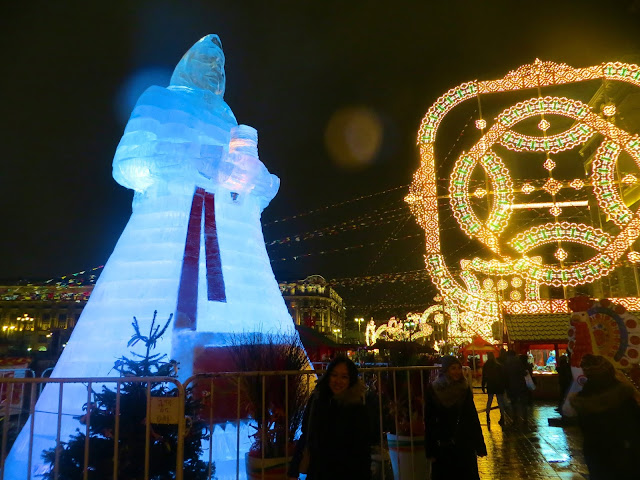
[474,392,588,480]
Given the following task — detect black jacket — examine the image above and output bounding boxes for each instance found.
[570,378,640,480]
[481,358,505,395]
[424,379,486,480]
[288,382,371,480]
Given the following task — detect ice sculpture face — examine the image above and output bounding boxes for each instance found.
[170,34,226,96]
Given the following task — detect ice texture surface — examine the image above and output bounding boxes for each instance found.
[6,34,298,479]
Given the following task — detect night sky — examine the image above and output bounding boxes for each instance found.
[2,1,640,312]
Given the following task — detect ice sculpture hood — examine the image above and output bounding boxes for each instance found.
[170,34,226,96]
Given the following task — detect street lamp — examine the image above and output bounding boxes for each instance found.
[405,321,416,341]
[354,317,364,343]
[332,328,341,342]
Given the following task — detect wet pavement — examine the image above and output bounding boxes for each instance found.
[473,391,589,480]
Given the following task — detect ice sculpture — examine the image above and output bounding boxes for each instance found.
[6,34,299,479]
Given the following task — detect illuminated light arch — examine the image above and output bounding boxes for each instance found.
[407,60,640,340]
[592,139,640,227]
[508,222,612,254]
[460,265,482,293]
[499,124,595,153]
[449,151,513,249]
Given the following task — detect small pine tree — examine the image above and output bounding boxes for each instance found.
[42,311,211,480]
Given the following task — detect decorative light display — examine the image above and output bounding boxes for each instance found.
[628,251,640,263]
[591,140,635,227]
[555,247,568,261]
[475,119,487,129]
[482,278,494,289]
[510,200,588,210]
[473,187,487,198]
[497,279,508,290]
[549,204,562,216]
[511,276,523,288]
[603,104,617,117]
[510,290,522,301]
[500,124,594,153]
[622,174,638,185]
[407,59,640,341]
[521,183,535,194]
[570,178,585,190]
[543,158,556,171]
[509,222,612,254]
[543,177,563,195]
[366,313,435,345]
[538,118,551,131]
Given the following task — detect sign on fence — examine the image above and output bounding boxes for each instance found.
[150,397,180,424]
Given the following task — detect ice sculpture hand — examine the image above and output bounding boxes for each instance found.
[219,125,280,208]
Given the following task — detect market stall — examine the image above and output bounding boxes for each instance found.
[504,314,569,400]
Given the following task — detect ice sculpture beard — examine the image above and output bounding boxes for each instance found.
[170,34,226,98]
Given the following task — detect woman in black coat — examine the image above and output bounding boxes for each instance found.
[425,356,487,480]
[288,356,371,480]
[569,354,640,480]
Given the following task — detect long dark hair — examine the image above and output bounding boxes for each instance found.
[316,355,359,396]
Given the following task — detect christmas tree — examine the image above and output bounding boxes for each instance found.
[41,311,211,479]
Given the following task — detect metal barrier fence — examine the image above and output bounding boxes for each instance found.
[0,366,450,480]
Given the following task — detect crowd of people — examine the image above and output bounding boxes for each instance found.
[287,352,640,480]
[480,349,537,427]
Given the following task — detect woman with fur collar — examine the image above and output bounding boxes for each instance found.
[424,356,487,480]
[288,356,371,480]
[569,354,640,480]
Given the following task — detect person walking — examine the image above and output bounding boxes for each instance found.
[569,354,640,480]
[556,354,572,413]
[424,356,487,480]
[504,350,527,425]
[481,352,507,427]
[288,356,371,480]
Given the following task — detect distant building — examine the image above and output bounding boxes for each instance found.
[279,275,346,342]
[0,270,346,358]
[0,283,91,359]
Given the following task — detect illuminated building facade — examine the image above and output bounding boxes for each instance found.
[0,272,345,354]
[0,283,90,357]
[279,275,346,341]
